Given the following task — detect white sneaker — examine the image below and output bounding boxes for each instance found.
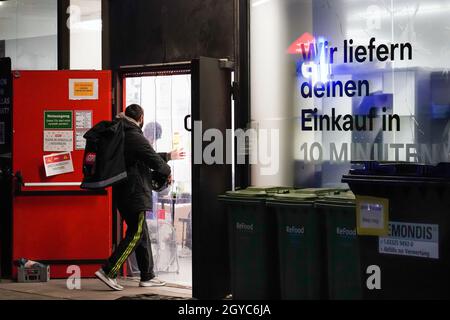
[139,277,166,287]
[95,269,124,291]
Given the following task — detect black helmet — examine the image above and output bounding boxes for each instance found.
[152,170,170,192]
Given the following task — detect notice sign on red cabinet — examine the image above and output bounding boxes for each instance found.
[43,130,74,152]
[69,79,99,100]
[43,152,74,177]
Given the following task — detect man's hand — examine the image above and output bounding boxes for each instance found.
[170,148,186,160]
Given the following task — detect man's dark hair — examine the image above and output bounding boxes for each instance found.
[125,104,144,121]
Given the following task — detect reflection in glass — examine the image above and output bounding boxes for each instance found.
[0,0,57,70]
[251,0,450,188]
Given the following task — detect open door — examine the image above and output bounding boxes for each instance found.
[119,57,232,298]
[191,57,232,299]
[122,64,193,287]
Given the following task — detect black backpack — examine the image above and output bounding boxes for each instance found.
[80,120,127,190]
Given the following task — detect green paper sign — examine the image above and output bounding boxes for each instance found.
[44,111,73,130]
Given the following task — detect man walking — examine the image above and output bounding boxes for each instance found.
[95,104,171,291]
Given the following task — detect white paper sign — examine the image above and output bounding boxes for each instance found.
[75,130,88,150]
[379,222,439,259]
[44,131,73,152]
[43,152,74,177]
[69,79,99,100]
[75,110,93,129]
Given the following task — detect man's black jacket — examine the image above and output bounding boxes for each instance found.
[113,117,171,214]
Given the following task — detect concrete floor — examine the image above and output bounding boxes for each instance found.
[0,278,192,300]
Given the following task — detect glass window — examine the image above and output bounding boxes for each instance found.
[69,0,102,70]
[0,0,57,70]
[250,0,450,187]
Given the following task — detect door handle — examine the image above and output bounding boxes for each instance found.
[12,171,89,194]
[23,182,82,187]
[14,177,104,196]
[184,115,191,132]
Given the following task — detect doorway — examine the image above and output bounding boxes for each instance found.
[122,65,193,288]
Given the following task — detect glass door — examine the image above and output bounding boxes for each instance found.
[124,70,192,288]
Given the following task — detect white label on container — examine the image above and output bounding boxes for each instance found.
[379,222,439,259]
[359,201,385,229]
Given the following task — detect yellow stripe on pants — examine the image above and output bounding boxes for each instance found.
[108,212,145,278]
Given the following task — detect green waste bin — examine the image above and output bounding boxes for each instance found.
[316,191,362,300]
[218,188,280,300]
[266,192,327,300]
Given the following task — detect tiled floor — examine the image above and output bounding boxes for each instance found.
[0,278,193,300]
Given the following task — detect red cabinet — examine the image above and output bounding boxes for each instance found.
[11,71,112,278]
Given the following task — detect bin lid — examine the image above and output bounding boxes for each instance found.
[317,191,356,205]
[225,189,268,197]
[323,191,356,201]
[293,188,347,195]
[271,192,317,202]
[246,186,292,194]
[348,161,450,178]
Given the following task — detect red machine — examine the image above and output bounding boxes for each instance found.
[11,70,112,278]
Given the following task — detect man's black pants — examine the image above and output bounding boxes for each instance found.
[102,211,155,281]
